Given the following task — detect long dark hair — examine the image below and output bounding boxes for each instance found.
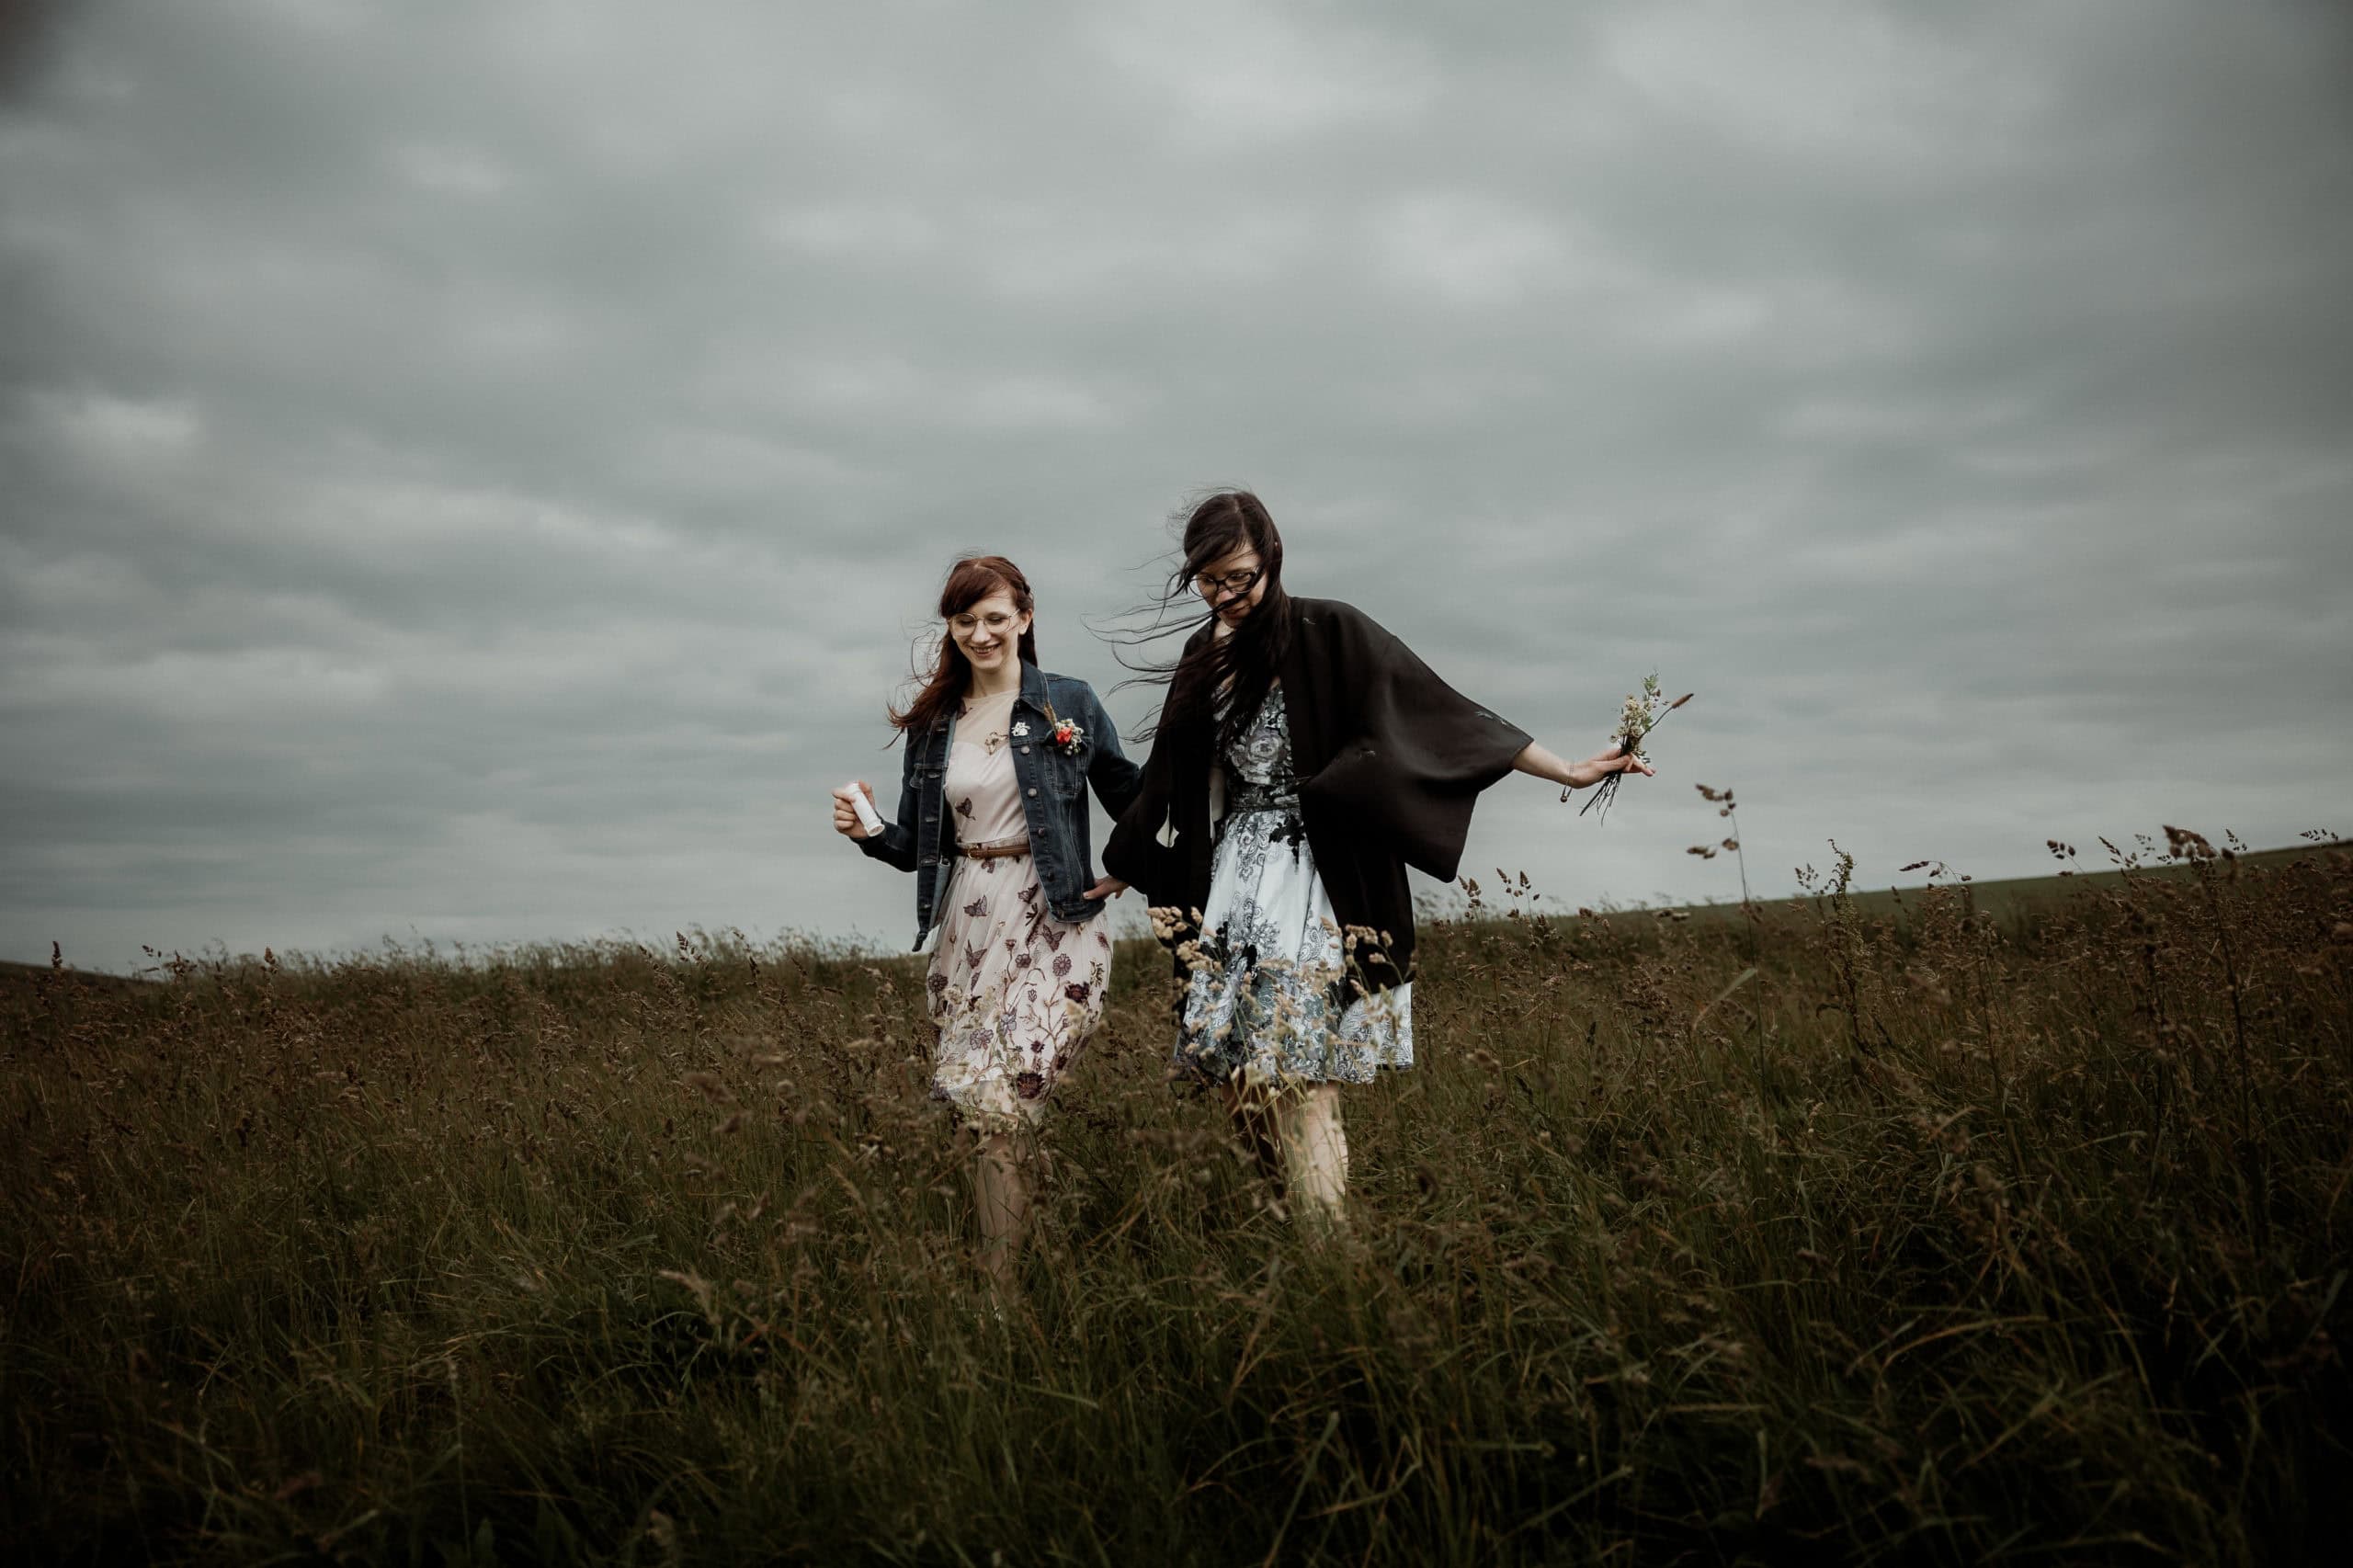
[1111,490,1292,754]
[889,555,1039,739]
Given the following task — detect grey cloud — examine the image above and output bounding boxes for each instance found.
[3,0,2348,968]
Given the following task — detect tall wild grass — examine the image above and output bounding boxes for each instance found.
[3,836,2348,1563]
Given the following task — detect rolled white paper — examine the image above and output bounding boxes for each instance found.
[845,781,886,837]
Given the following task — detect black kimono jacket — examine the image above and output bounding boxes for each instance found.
[1103,596,1533,994]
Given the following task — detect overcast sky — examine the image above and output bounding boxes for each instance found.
[4,0,2349,971]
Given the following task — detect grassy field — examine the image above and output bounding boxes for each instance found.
[5,837,2350,1564]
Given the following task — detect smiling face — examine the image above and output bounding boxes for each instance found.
[1194,547,1267,631]
[948,589,1030,677]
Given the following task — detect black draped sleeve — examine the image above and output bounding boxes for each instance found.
[1101,729,1181,904]
[1291,601,1531,884]
[1102,628,1215,918]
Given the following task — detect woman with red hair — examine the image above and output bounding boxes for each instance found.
[833,555,1140,1287]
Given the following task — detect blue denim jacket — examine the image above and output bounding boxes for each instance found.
[858,663,1142,950]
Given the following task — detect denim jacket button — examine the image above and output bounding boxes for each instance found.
[1026,787,1038,798]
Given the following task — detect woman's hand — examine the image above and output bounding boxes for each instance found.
[1512,740,1657,791]
[1083,875,1129,901]
[831,781,877,840]
[1565,742,1654,790]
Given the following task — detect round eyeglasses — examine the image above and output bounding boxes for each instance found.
[1195,567,1262,598]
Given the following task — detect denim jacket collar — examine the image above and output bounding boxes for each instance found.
[1017,658,1051,720]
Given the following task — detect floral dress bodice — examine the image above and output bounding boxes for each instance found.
[1222,685,1297,817]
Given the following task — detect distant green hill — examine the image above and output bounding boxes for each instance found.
[0,958,152,988]
[1476,838,2347,931]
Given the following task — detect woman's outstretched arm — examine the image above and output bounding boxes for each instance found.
[1512,740,1655,791]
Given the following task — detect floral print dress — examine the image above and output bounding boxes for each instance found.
[926,688,1113,1131]
[1177,685,1415,1085]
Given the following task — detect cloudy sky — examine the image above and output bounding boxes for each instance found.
[4,0,2348,971]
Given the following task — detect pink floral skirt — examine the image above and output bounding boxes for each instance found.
[925,848,1112,1131]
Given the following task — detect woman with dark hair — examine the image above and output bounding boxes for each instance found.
[1093,492,1650,1229]
[834,555,1140,1285]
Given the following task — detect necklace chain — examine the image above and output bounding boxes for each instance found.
[964,691,1013,755]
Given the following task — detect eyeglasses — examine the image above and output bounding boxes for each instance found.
[950,611,1019,636]
[1195,567,1262,598]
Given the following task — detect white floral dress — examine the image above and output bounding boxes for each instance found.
[1177,685,1414,1085]
[926,689,1113,1131]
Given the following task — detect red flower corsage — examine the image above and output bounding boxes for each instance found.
[1047,717,1086,755]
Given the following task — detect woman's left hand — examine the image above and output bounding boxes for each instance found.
[1566,743,1654,790]
[1084,876,1129,901]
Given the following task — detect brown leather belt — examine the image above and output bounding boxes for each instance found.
[957,836,1030,860]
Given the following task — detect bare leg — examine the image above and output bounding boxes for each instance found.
[1275,1083,1348,1233]
[972,1130,1031,1289]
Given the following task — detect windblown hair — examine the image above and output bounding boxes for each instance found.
[1108,490,1292,753]
[889,555,1038,740]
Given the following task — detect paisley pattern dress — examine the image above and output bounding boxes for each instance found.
[926,689,1113,1131]
[1176,686,1414,1085]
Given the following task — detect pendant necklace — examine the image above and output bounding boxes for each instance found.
[970,690,1011,755]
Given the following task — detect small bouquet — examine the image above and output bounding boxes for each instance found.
[1033,701,1086,756]
[1568,673,1690,821]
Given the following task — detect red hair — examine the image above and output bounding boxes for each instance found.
[888,555,1039,737]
